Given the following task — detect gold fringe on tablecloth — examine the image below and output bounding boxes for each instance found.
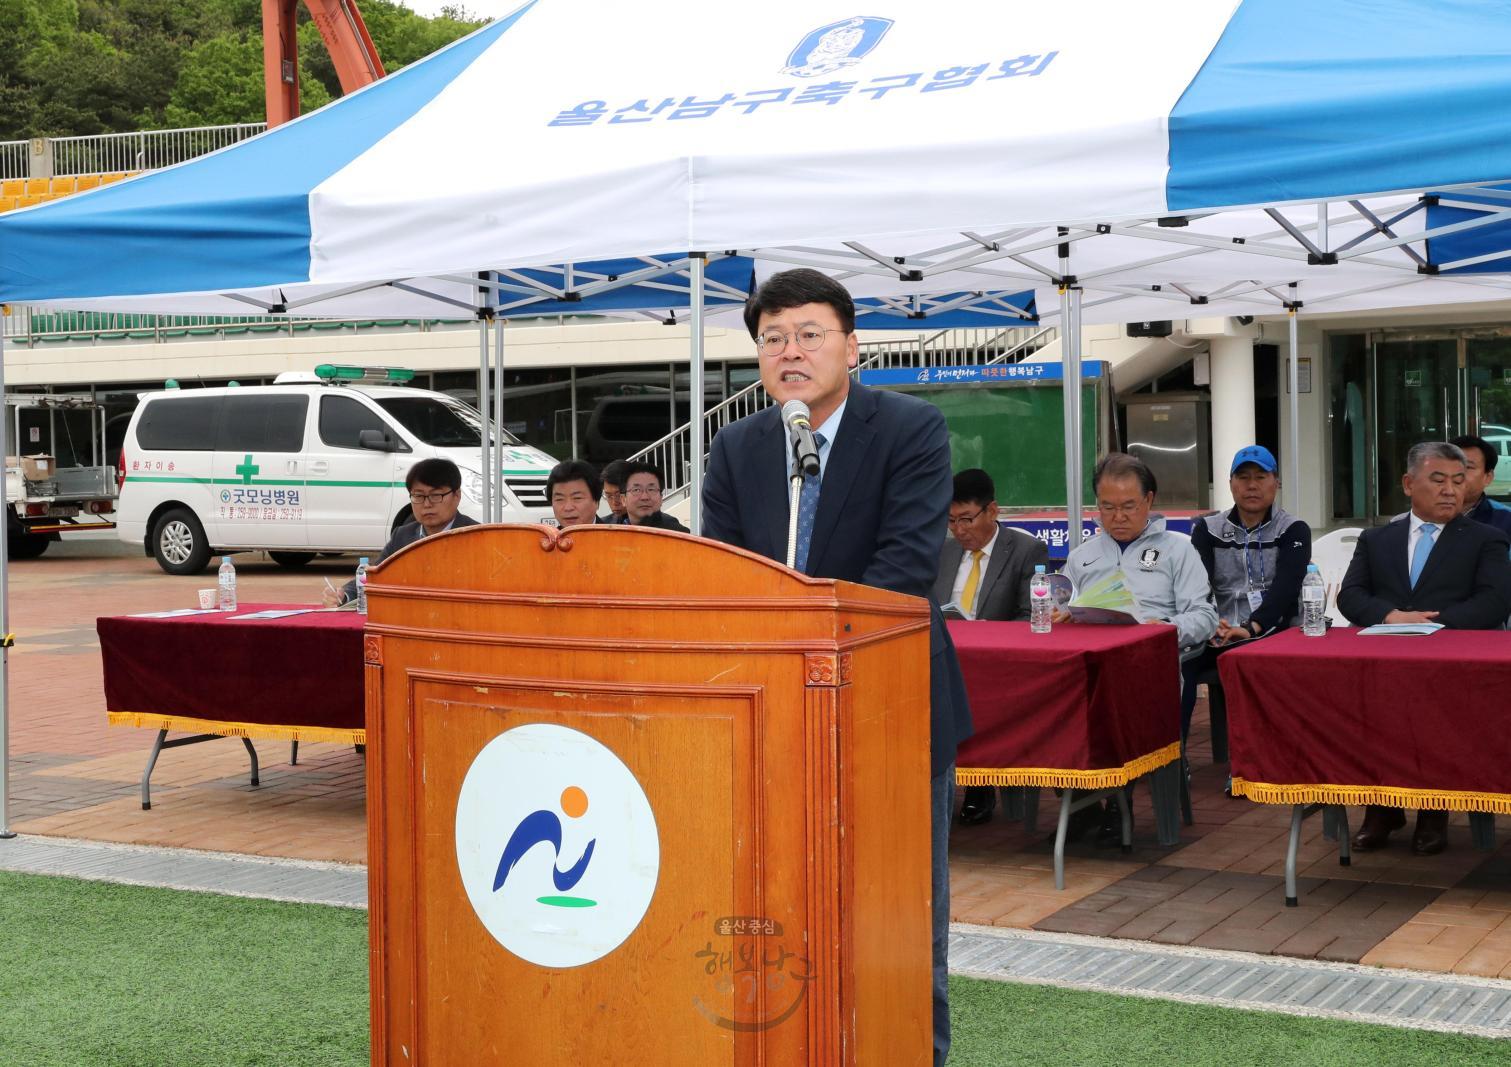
[106,711,364,746]
[1231,778,1511,814]
[955,740,1181,790]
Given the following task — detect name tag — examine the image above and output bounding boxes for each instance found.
[1247,590,1265,613]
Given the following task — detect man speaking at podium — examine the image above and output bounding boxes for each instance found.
[702,269,971,1064]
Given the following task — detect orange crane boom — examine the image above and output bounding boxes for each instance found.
[263,0,386,128]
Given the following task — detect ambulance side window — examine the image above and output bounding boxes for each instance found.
[136,397,221,450]
[319,394,400,449]
[217,395,308,452]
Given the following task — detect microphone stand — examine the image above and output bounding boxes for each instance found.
[783,417,819,570]
[785,472,803,569]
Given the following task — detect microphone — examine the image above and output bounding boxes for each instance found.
[781,399,821,477]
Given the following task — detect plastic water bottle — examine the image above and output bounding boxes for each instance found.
[1029,564,1052,634]
[355,557,370,615]
[1301,563,1326,637]
[216,556,237,611]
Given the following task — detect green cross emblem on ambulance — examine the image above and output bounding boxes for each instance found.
[235,454,260,484]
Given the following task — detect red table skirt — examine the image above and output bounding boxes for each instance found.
[949,621,1181,789]
[1219,627,1511,813]
[98,604,366,744]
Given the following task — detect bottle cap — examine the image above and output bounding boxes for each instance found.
[221,556,230,563]
[359,557,370,565]
[1034,564,1045,573]
[1307,563,1318,572]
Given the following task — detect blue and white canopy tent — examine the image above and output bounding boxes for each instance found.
[6,0,1511,830]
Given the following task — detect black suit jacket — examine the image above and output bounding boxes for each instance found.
[1337,514,1511,629]
[615,511,689,532]
[933,529,1049,621]
[702,383,971,776]
[340,512,480,602]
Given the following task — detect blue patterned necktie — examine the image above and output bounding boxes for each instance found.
[1409,522,1437,588]
[793,432,827,572]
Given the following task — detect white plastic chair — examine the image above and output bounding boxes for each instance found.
[1311,527,1363,625]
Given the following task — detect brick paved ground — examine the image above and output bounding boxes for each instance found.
[8,535,1511,977]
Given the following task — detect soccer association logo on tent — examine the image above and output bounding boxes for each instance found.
[782,16,894,78]
[455,723,659,968]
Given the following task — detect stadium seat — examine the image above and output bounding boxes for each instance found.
[1,179,22,199]
[17,195,42,209]
[75,175,101,192]
[49,176,76,195]
[0,196,17,213]
[24,178,48,196]
[100,172,128,184]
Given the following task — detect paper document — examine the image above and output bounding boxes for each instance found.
[1065,605,1138,626]
[1358,622,1445,636]
[228,609,316,620]
[1067,572,1138,625]
[128,608,223,619]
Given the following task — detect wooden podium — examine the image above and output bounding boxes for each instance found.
[364,524,933,1065]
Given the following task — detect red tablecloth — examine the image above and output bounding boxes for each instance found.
[949,621,1181,789]
[1219,627,1511,813]
[97,604,366,744]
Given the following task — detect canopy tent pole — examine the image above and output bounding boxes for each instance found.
[1060,238,1085,550]
[1287,283,1302,516]
[689,253,706,536]
[493,311,505,522]
[0,322,13,839]
[476,312,491,523]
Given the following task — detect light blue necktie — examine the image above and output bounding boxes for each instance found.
[793,432,827,573]
[1409,522,1437,588]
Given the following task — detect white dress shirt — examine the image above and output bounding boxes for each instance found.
[1407,511,1441,575]
[949,526,999,619]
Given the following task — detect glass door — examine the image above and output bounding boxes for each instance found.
[1466,337,1511,500]
[1372,338,1457,518]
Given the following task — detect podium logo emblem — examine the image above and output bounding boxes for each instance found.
[455,723,660,968]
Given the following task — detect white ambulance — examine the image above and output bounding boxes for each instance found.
[117,365,557,574]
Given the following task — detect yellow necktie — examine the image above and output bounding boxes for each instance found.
[961,550,982,617]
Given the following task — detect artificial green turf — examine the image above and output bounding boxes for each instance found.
[1,869,1508,1066]
[0,870,367,1067]
[947,975,1511,1066]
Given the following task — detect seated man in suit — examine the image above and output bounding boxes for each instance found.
[937,467,1049,826]
[547,459,610,526]
[1450,434,1511,538]
[1339,440,1511,855]
[702,268,969,1065]
[600,459,629,523]
[614,461,689,532]
[321,457,479,606]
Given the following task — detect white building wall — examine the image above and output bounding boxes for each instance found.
[1,319,761,388]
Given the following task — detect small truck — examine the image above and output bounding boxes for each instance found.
[5,393,117,558]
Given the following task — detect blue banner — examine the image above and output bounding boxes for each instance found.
[1003,515,1197,561]
[860,362,1105,387]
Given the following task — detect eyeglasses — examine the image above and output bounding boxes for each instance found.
[409,490,455,505]
[756,325,849,356]
[1096,500,1145,516]
[947,507,988,526]
[626,485,662,497]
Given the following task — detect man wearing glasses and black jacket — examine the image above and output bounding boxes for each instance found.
[321,458,479,606]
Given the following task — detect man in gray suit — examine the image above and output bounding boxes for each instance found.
[933,468,1049,825]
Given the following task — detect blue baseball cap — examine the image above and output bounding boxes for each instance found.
[1230,445,1278,475]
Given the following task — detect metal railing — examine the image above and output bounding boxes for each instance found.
[636,324,1057,505]
[0,141,27,181]
[1,307,469,343]
[49,124,265,177]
